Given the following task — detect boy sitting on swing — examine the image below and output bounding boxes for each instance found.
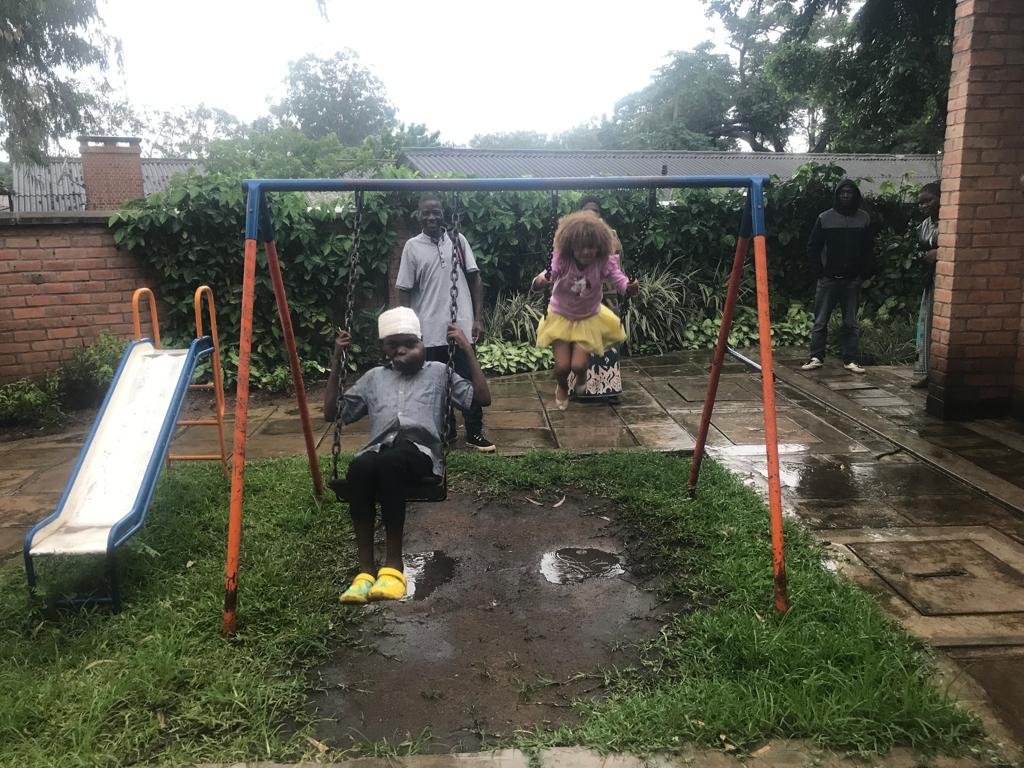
[324,307,491,603]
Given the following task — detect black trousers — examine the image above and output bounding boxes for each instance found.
[345,440,433,527]
[809,277,861,363]
[424,344,484,437]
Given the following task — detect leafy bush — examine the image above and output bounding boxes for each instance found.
[857,299,919,365]
[680,303,813,351]
[621,261,692,353]
[0,377,62,428]
[476,340,553,375]
[59,333,128,409]
[486,290,547,344]
[108,172,398,389]
[106,162,925,388]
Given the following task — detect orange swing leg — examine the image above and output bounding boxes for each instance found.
[752,234,788,613]
[223,238,258,637]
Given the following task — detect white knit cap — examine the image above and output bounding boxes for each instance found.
[377,307,421,340]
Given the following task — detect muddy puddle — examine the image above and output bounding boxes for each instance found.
[540,547,624,584]
[309,493,663,752]
[403,550,457,601]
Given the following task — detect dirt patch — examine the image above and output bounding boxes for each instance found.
[309,492,664,752]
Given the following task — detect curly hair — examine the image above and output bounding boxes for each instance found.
[554,210,615,262]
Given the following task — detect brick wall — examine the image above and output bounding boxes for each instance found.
[0,215,154,382]
[79,136,145,210]
[927,0,1024,419]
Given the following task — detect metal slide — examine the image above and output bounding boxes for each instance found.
[24,336,214,610]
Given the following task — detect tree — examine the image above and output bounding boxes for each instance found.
[146,104,245,157]
[824,0,954,153]
[606,44,739,150]
[699,0,822,152]
[768,0,954,153]
[0,0,113,162]
[469,130,552,149]
[271,50,396,145]
[205,126,377,179]
[365,121,445,159]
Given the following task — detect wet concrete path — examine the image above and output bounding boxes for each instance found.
[3,350,1024,745]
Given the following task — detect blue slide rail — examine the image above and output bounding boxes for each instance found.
[24,335,214,612]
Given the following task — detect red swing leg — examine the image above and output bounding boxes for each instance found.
[688,235,750,496]
[265,240,324,497]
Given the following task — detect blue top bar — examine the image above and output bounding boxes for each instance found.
[242,175,770,239]
[244,175,766,194]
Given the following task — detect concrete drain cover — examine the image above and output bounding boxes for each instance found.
[849,540,1024,616]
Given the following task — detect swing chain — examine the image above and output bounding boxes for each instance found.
[634,186,659,266]
[543,190,559,282]
[442,194,462,450]
[331,190,365,480]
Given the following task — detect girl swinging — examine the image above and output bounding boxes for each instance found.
[531,211,639,410]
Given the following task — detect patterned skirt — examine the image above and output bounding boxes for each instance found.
[568,344,622,402]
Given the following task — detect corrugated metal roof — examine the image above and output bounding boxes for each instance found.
[400,148,942,192]
[11,157,203,212]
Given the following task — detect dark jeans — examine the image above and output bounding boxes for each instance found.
[809,277,861,363]
[345,440,433,528]
[425,344,484,437]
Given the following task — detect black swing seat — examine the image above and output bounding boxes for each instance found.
[328,472,448,503]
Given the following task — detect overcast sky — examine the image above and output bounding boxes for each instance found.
[97,0,724,145]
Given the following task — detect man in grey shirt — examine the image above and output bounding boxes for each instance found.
[397,193,495,452]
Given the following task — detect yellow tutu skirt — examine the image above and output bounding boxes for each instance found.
[536,305,626,356]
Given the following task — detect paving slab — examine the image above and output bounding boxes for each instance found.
[554,426,638,450]
[486,428,557,451]
[0,493,62,528]
[488,396,548,412]
[626,421,696,452]
[791,499,912,529]
[485,411,549,429]
[616,406,682,424]
[0,446,81,470]
[710,412,822,446]
[848,539,1024,615]
[826,526,1024,647]
[0,526,28,554]
[0,469,37,493]
[947,647,1024,744]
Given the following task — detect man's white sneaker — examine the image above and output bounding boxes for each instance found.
[844,361,866,374]
[800,357,823,370]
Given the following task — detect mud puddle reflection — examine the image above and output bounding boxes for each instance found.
[540,547,624,584]
[403,550,456,601]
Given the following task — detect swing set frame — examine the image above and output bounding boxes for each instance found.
[224,175,786,637]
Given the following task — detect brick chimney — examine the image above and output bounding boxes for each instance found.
[78,135,145,210]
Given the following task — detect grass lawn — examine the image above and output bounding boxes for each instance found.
[0,452,982,766]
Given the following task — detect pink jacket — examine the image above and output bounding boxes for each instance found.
[546,251,630,320]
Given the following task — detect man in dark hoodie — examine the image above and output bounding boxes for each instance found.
[801,179,874,374]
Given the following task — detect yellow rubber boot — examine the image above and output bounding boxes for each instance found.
[339,572,375,604]
[368,567,406,601]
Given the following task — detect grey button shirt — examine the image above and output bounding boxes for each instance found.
[341,361,474,476]
[396,230,479,347]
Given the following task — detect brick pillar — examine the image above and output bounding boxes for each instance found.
[78,136,145,210]
[927,0,1024,419]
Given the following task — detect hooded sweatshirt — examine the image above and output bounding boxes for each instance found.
[806,179,874,279]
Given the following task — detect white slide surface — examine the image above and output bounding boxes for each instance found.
[29,341,193,556]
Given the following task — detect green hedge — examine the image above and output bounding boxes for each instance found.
[108,163,926,388]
